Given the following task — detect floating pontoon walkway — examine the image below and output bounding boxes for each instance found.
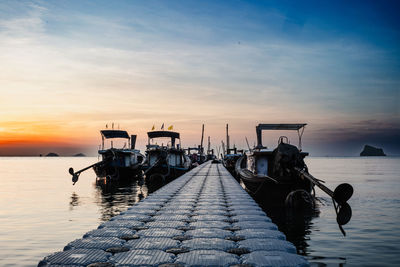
[38,162,308,267]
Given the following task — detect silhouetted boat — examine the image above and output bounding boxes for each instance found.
[93,130,144,180]
[223,149,243,176]
[186,146,206,167]
[69,129,144,184]
[235,123,354,235]
[143,130,191,182]
[236,124,313,206]
[186,124,207,167]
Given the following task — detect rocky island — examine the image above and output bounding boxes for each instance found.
[45,152,59,157]
[360,145,386,156]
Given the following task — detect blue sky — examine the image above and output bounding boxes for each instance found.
[0,0,399,155]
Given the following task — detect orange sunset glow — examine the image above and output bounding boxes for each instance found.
[0,120,91,155]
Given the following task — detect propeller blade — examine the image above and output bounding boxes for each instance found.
[337,202,352,226]
[72,174,79,185]
[333,183,353,204]
[69,167,74,175]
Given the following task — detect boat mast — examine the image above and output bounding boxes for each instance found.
[245,136,251,152]
[226,124,230,154]
[200,124,204,154]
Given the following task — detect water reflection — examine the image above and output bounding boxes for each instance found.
[258,197,348,266]
[69,192,81,210]
[89,176,168,222]
[256,198,319,255]
[92,178,150,222]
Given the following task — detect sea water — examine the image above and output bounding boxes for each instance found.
[0,157,399,266]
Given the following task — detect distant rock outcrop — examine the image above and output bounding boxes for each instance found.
[73,153,86,157]
[360,145,386,156]
[46,152,59,157]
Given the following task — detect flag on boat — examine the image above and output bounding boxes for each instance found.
[161,123,164,130]
[168,125,173,130]
[151,125,155,130]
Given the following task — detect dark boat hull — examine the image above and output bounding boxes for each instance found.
[236,155,313,207]
[94,148,144,181]
[143,147,191,185]
[145,164,189,181]
[240,175,313,206]
[223,154,242,179]
[235,141,314,207]
[93,164,142,181]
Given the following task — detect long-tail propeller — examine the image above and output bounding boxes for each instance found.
[69,168,80,185]
[68,161,104,185]
[332,183,354,235]
[295,168,354,236]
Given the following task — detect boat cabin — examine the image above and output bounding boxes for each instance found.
[146,130,185,167]
[97,129,143,172]
[186,146,206,164]
[248,124,308,177]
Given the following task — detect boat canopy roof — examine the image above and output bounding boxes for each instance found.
[256,124,306,131]
[101,130,130,139]
[256,123,307,150]
[147,131,180,139]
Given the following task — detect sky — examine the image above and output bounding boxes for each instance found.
[0,0,399,156]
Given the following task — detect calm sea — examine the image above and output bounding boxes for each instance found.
[0,157,399,266]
